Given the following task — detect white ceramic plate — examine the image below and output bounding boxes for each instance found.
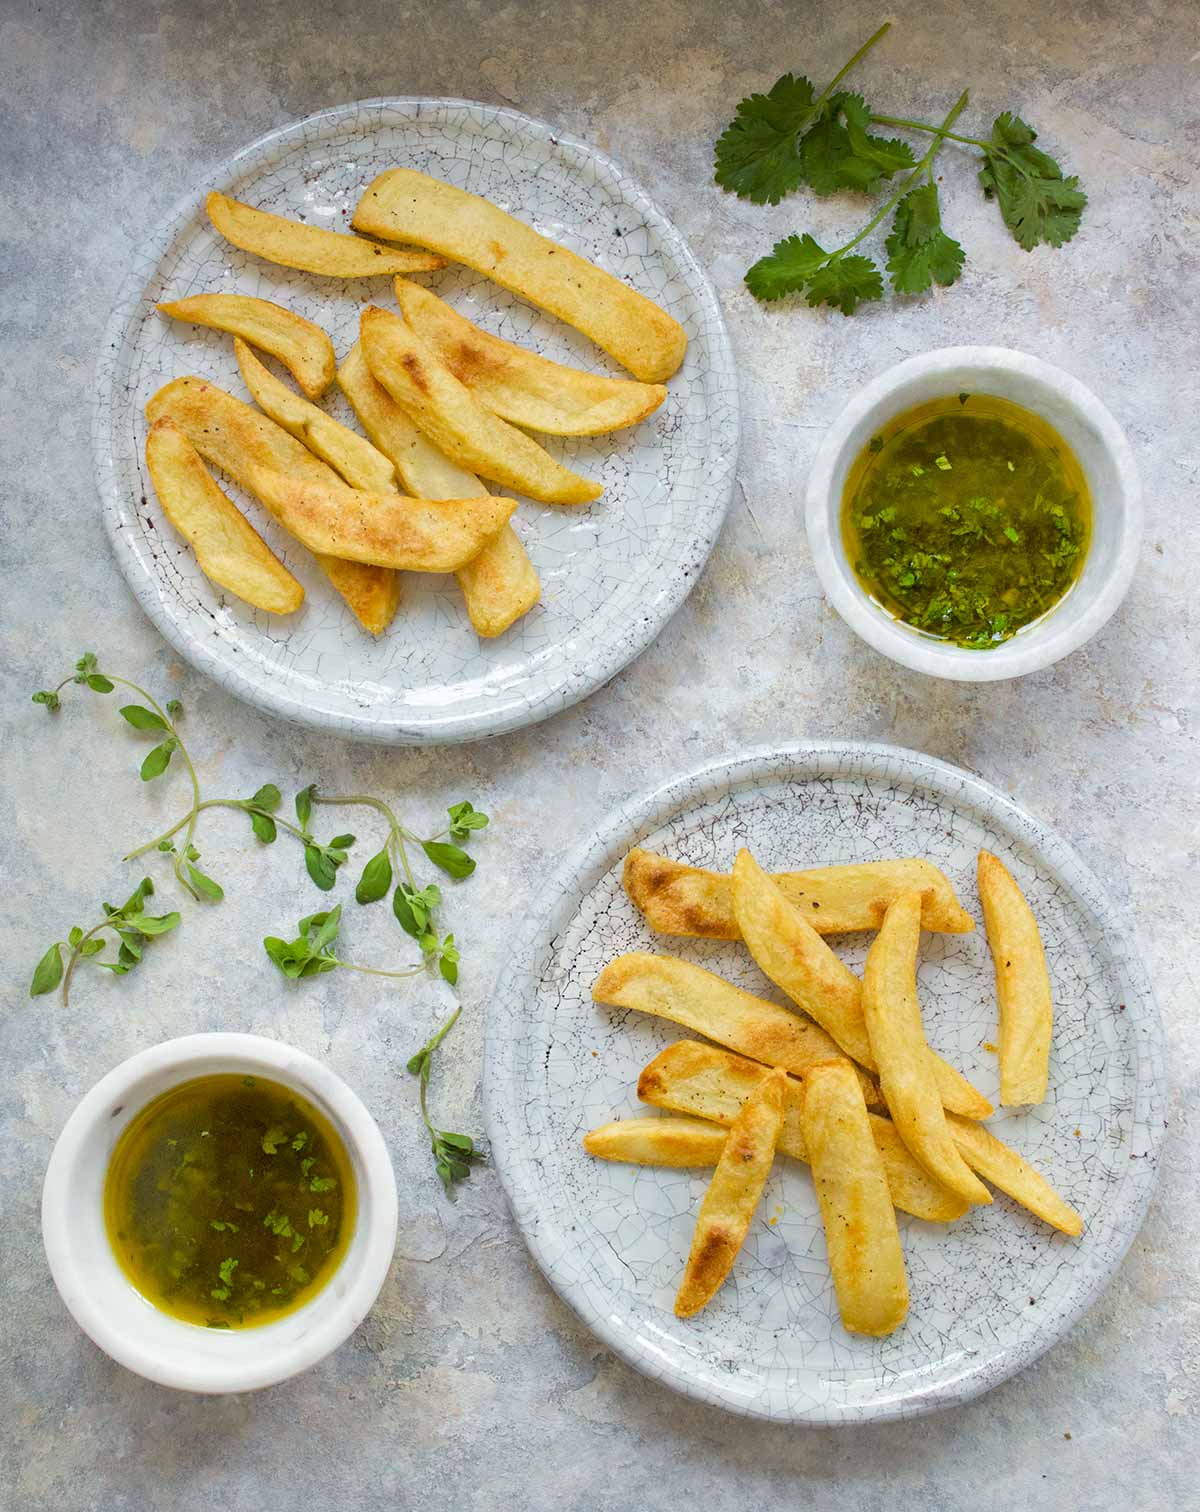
[94,99,738,744]
[485,744,1165,1423]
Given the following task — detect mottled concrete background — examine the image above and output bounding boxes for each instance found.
[2,1,1196,1508]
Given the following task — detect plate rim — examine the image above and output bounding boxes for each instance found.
[92,96,740,745]
[483,740,1166,1423]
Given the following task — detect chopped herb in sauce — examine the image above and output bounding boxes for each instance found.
[842,394,1090,648]
[104,1074,355,1329]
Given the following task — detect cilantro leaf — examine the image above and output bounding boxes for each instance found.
[799,113,854,197]
[838,93,916,185]
[714,73,818,204]
[886,183,965,293]
[805,255,884,315]
[979,113,1086,250]
[744,233,830,301]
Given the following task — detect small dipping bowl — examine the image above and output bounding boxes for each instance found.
[42,1033,397,1393]
[806,346,1142,680]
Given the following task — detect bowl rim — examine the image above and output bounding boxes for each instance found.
[805,345,1143,682]
[41,1032,398,1393]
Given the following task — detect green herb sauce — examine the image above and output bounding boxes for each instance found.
[841,394,1090,648]
[104,1074,355,1329]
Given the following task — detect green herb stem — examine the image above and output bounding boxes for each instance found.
[60,917,119,1008]
[124,800,309,861]
[831,92,969,260]
[330,958,427,981]
[820,21,891,102]
[868,113,989,150]
[313,793,420,889]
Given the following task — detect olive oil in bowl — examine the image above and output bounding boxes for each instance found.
[104,1074,356,1330]
[841,394,1090,649]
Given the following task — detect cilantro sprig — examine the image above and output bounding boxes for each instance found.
[717,22,1086,311]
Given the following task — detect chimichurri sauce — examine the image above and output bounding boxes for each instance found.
[104,1074,355,1329]
[841,394,1090,648]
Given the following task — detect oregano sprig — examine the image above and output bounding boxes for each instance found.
[407,1008,484,1196]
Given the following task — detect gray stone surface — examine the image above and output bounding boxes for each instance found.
[1,0,1195,1508]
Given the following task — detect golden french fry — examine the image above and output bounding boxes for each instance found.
[394,277,667,435]
[731,849,991,1120]
[978,850,1053,1106]
[236,465,514,572]
[675,1068,786,1318]
[583,1116,729,1168]
[636,1040,968,1223]
[144,418,303,615]
[235,340,396,493]
[862,893,992,1206]
[803,1060,910,1337]
[156,294,335,398]
[206,191,445,278]
[353,167,687,382]
[946,1114,1082,1236]
[338,341,540,636]
[592,953,878,1102]
[623,847,975,939]
[360,307,601,505]
[145,376,400,633]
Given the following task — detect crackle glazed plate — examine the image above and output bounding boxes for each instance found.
[485,744,1165,1423]
[94,99,738,744]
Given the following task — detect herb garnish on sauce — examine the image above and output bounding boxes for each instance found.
[841,394,1090,648]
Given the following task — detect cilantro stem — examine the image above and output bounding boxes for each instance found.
[819,21,891,103]
[829,91,969,261]
[868,113,988,150]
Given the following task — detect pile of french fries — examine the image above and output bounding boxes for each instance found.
[144,172,686,639]
[585,844,1079,1334]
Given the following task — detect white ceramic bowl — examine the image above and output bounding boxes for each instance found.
[42,1034,398,1393]
[806,346,1142,680]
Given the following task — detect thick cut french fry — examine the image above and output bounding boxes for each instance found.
[338,342,540,636]
[146,376,400,633]
[593,952,878,1101]
[623,847,975,939]
[144,418,303,615]
[675,1069,786,1318]
[978,850,1053,1106]
[360,307,601,505]
[156,294,335,398]
[235,339,396,493]
[583,1116,729,1168]
[353,168,687,382]
[946,1114,1082,1236]
[394,278,667,435]
[803,1060,910,1337]
[862,893,992,1206]
[636,1040,968,1223]
[731,849,991,1120]
[206,191,445,278]
[236,465,514,572]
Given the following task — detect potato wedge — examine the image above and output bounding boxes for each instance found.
[360,307,600,505]
[353,167,687,382]
[235,339,395,493]
[946,1114,1082,1236]
[156,294,335,398]
[636,1040,968,1223]
[394,277,667,435]
[236,465,514,571]
[623,847,975,939]
[592,952,878,1102]
[862,893,991,1206]
[338,341,540,636]
[803,1060,910,1337]
[145,376,400,633]
[583,1115,729,1168]
[731,849,991,1119]
[144,418,303,615]
[978,850,1053,1106]
[206,191,445,278]
[675,1068,785,1318]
